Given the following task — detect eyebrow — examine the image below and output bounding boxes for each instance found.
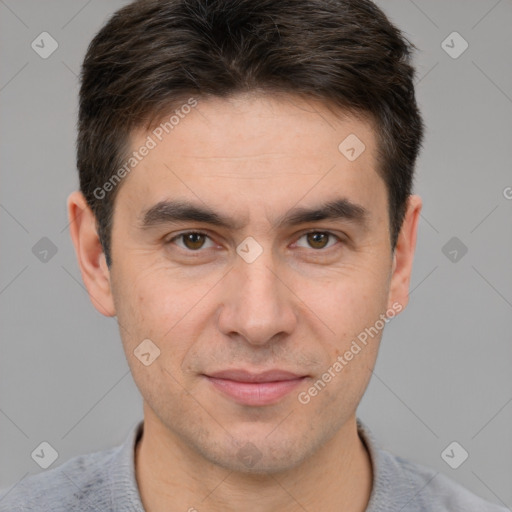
[138,197,369,231]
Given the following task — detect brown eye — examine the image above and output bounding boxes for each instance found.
[168,231,214,251]
[182,232,206,250]
[307,232,329,249]
[296,231,339,250]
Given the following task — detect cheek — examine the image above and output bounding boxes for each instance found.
[111,263,174,352]
[122,263,179,328]
[113,273,193,404]
[302,265,390,337]
[127,272,212,368]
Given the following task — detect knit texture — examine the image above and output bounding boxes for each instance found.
[0,418,507,511]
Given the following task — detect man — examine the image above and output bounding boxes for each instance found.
[0,0,507,511]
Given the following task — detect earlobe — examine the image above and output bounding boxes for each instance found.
[67,190,116,317]
[386,194,422,313]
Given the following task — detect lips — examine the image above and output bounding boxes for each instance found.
[207,369,305,383]
[204,369,308,406]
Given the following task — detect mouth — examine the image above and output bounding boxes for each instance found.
[203,369,308,406]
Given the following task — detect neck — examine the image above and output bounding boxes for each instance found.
[134,408,373,512]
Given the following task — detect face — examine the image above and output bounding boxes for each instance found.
[69,92,420,474]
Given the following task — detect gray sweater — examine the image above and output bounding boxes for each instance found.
[0,418,508,511]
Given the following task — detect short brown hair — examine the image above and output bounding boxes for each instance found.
[77,0,424,268]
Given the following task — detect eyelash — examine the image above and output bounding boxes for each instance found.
[166,229,343,252]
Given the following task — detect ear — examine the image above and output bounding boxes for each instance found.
[387,194,422,312]
[66,190,116,317]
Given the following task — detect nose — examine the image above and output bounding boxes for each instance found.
[217,248,298,346]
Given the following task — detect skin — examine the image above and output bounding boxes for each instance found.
[67,92,421,512]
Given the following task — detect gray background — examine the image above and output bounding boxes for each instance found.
[0,0,511,507]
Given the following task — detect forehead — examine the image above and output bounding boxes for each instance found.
[142,92,376,159]
[115,92,385,226]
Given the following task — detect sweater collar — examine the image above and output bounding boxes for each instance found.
[112,417,410,511]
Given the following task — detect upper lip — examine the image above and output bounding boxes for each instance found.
[205,369,306,383]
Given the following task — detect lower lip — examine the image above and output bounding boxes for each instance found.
[205,376,306,406]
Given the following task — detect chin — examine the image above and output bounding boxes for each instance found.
[197,429,316,475]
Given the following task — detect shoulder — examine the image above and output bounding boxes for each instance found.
[0,445,119,512]
[386,450,508,512]
[357,419,508,512]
